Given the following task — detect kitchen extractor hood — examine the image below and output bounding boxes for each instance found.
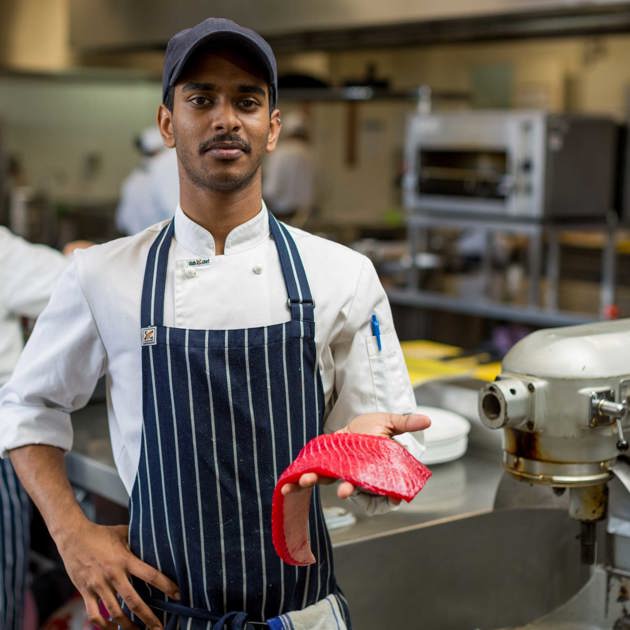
[70,0,630,53]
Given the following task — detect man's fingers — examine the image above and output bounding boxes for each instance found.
[298,472,319,487]
[281,474,339,496]
[113,575,163,630]
[337,481,355,499]
[58,523,170,630]
[83,592,115,630]
[346,412,431,437]
[392,412,431,435]
[298,473,336,488]
[98,586,137,630]
[127,556,180,602]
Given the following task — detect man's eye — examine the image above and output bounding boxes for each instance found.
[239,98,259,110]
[190,96,211,106]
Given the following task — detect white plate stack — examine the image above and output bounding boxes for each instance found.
[411,405,471,465]
[401,405,472,513]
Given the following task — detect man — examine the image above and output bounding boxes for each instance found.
[0,18,428,629]
[263,110,315,224]
[0,227,79,629]
[115,127,179,236]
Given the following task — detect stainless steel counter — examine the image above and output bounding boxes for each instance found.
[68,399,504,545]
[322,446,502,545]
[69,403,126,506]
[66,382,599,628]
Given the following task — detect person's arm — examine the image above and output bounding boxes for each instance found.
[282,257,430,505]
[0,261,178,629]
[10,445,178,630]
[0,226,67,318]
[325,257,421,433]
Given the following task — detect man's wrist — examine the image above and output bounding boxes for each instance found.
[48,501,90,549]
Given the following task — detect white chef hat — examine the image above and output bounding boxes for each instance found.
[137,127,165,155]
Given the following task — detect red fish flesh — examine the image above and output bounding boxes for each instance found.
[271,433,432,566]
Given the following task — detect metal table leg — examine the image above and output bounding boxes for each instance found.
[546,228,560,311]
[482,229,494,298]
[601,220,617,318]
[528,227,543,307]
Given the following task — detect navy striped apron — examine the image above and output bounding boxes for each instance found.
[126,215,351,629]
[0,458,30,630]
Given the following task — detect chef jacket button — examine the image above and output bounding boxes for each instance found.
[185,268,197,279]
[253,265,263,275]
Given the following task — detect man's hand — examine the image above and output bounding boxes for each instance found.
[55,519,180,630]
[9,445,179,630]
[280,412,431,500]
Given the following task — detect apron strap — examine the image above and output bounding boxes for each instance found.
[140,221,174,328]
[268,214,315,323]
[149,598,268,629]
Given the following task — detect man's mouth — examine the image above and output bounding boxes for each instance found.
[200,138,251,160]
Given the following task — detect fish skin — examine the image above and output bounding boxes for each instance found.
[272,433,432,566]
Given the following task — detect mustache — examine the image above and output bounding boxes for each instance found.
[199,134,251,154]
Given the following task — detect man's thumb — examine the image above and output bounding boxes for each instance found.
[389,412,431,435]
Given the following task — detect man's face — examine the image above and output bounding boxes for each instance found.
[158,46,280,193]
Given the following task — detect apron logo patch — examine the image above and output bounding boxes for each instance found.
[141,326,157,346]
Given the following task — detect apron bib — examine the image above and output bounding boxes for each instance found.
[126,215,350,629]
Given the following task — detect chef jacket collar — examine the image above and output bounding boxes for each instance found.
[174,203,270,257]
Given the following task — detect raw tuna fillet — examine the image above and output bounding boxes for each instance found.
[272,433,432,566]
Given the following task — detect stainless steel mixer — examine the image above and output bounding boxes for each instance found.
[478,318,630,565]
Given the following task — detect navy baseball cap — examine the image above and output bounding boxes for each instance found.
[162,17,278,109]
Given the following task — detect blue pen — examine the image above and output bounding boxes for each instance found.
[371,313,382,352]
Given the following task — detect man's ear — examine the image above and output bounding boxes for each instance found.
[157,104,175,148]
[266,108,282,153]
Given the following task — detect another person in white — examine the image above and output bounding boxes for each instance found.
[115,127,179,236]
[0,227,67,630]
[263,110,315,224]
[0,18,428,630]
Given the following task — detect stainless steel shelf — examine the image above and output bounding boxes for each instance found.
[387,287,597,327]
[402,212,618,324]
[406,213,611,233]
[280,86,469,103]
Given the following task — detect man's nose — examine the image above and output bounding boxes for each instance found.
[212,101,240,133]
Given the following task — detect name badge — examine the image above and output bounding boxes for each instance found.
[188,258,211,268]
[141,326,157,346]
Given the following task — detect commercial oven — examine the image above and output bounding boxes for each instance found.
[403,110,617,221]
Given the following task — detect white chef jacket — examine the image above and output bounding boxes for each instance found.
[0,205,419,500]
[263,138,315,216]
[0,227,67,386]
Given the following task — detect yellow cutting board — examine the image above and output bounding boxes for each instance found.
[400,340,500,386]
